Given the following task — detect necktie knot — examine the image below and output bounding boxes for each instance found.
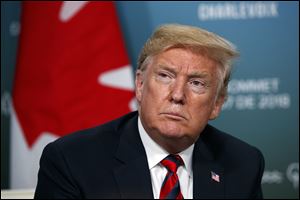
[161,154,183,173]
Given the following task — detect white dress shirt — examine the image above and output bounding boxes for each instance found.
[138,117,194,199]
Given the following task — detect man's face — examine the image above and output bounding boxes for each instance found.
[135,48,225,149]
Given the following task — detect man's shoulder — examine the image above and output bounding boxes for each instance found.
[201,124,263,160]
[45,111,138,154]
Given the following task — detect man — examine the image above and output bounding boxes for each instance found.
[35,24,265,199]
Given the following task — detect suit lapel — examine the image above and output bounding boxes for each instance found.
[193,127,225,199]
[113,113,154,199]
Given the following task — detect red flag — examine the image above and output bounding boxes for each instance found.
[11,1,135,188]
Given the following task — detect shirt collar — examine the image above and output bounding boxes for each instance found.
[138,116,194,177]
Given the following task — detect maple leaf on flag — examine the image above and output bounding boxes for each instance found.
[13,1,135,148]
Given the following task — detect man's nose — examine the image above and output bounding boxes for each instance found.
[170,80,186,105]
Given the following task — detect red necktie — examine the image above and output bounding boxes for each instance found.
[159,154,184,199]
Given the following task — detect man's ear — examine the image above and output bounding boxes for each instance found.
[209,95,225,120]
[135,70,144,103]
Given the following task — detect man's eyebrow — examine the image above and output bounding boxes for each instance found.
[157,64,177,74]
[188,72,210,79]
[157,64,211,78]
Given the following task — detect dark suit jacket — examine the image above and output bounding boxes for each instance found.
[34,111,264,199]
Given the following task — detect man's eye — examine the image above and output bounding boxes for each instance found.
[190,80,204,87]
[159,71,174,78]
[156,72,172,83]
[191,80,202,86]
[158,72,172,80]
[159,73,168,78]
[189,79,207,94]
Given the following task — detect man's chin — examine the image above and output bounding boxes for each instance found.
[158,126,185,139]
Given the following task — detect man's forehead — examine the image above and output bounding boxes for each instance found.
[155,48,216,65]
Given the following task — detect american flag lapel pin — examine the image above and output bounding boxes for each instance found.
[211,171,220,183]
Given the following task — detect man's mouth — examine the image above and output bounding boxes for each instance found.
[161,112,187,120]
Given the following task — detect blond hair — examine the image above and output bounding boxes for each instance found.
[137,24,239,100]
